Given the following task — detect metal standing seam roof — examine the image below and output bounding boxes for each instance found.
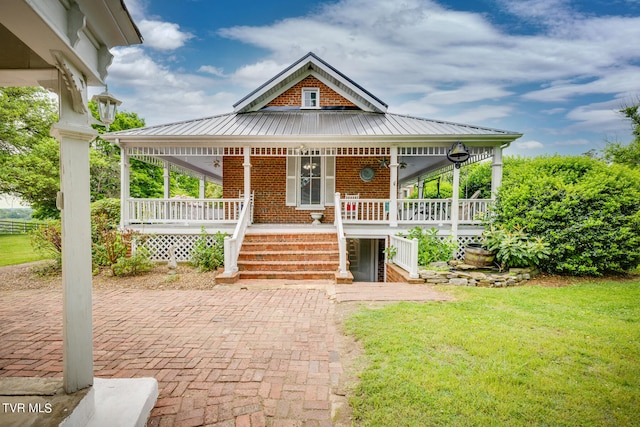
[106,111,521,139]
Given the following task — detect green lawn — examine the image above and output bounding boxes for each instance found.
[0,234,49,266]
[346,281,640,427]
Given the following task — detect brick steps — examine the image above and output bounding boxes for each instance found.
[240,260,339,271]
[235,232,350,282]
[238,271,338,280]
[239,250,338,262]
[241,242,338,252]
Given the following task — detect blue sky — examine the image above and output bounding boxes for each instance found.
[103,0,640,157]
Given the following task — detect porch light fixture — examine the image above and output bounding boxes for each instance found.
[446,141,470,169]
[92,87,121,130]
[303,161,318,170]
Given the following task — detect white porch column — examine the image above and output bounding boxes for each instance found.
[451,165,460,239]
[389,147,399,227]
[491,145,503,200]
[50,74,97,394]
[243,146,251,200]
[163,161,171,199]
[120,141,130,228]
[199,176,206,199]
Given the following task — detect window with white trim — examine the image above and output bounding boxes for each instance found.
[286,155,335,208]
[302,88,320,109]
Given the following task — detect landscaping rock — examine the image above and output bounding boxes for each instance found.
[429,261,449,269]
[470,272,487,280]
[455,263,478,270]
[409,264,538,287]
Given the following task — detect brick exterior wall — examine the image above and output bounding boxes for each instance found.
[336,157,389,198]
[222,155,390,224]
[266,76,357,108]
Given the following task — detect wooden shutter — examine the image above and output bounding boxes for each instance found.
[324,156,335,206]
[286,156,297,206]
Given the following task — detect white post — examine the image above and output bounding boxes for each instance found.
[163,161,170,199]
[389,147,398,227]
[409,238,419,279]
[243,146,251,201]
[50,73,97,394]
[491,146,503,200]
[120,141,130,228]
[199,176,206,199]
[451,165,460,239]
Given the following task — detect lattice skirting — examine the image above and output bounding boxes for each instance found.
[140,233,481,263]
[135,234,219,262]
[453,235,483,260]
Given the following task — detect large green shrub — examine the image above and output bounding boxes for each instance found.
[90,198,120,228]
[190,228,226,272]
[29,219,62,270]
[112,247,154,276]
[400,227,457,266]
[492,156,640,276]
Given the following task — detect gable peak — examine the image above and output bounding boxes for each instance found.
[233,52,387,114]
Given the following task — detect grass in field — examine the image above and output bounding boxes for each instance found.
[0,234,49,266]
[346,281,640,427]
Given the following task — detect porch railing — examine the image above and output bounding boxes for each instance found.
[339,197,491,225]
[127,198,243,224]
[223,193,254,275]
[334,192,349,279]
[389,234,419,279]
[125,196,490,226]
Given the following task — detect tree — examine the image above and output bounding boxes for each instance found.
[603,103,640,168]
[0,87,150,217]
[0,87,60,217]
[0,87,57,154]
[88,101,147,200]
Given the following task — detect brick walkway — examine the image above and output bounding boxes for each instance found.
[0,284,451,426]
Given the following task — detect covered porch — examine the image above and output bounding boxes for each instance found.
[118,142,503,234]
[114,141,504,281]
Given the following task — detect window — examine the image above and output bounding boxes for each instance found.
[286,155,335,208]
[300,155,321,205]
[302,88,319,109]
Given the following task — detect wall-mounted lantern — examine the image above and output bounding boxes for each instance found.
[92,87,121,130]
[446,141,470,169]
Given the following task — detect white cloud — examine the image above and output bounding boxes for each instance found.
[108,47,233,125]
[137,19,194,51]
[565,101,627,133]
[198,65,226,77]
[229,60,291,89]
[105,0,640,153]
[217,0,640,106]
[414,84,513,106]
[446,105,514,124]
[514,140,545,150]
[523,68,640,102]
[554,138,590,146]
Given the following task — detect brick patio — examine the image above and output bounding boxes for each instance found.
[0,284,451,426]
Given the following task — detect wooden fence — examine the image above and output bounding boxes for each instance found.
[0,220,45,234]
